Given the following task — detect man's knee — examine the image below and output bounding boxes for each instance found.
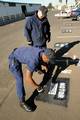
[9,57,20,72]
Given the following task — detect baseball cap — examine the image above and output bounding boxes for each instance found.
[44,48,55,64]
[39,6,48,16]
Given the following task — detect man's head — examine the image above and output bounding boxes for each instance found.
[41,48,55,64]
[37,6,48,19]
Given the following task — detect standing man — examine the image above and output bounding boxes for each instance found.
[24,6,51,48]
[8,47,55,112]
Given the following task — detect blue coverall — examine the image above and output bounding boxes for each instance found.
[24,13,51,48]
[8,47,43,102]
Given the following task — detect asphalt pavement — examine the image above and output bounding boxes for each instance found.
[0,11,80,120]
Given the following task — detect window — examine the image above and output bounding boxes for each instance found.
[8,3,16,7]
[29,4,33,7]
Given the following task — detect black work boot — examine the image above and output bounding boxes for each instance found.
[20,101,33,112]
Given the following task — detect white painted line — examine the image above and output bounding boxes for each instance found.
[61,27,80,29]
[61,69,72,74]
[57,36,80,38]
[77,60,80,66]
[58,91,65,99]
[73,55,77,59]
[64,53,68,56]
[59,83,65,89]
[48,83,58,95]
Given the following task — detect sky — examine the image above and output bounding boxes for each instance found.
[0,0,75,6]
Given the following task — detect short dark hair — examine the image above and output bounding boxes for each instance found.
[44,48,55,64]
[39,6,48,16]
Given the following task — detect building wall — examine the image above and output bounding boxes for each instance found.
[0,2,41,17]
[0,6,22,16]
[0,3,23,17]
[0,2,41,26]
[26,4,41,12]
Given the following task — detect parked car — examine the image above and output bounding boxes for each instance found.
[71,7,80,21]
[55,11,71,18]
[54,42,69,49]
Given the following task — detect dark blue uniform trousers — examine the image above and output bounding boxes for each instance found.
[9,52,25,102]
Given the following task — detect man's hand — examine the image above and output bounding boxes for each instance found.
[47,39,50,42]
[46,34,50,42]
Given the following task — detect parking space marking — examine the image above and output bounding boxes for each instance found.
[36,77,70,107]
[73,55,77,59]
[61,29,72,33]
[61,69,72,74]
[77,60,80,66]
[61,26,80,28]
[57,36,80,38]
[64,23,72,26]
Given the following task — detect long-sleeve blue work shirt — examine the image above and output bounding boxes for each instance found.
[24,14,51,47]
[9,47,43,72]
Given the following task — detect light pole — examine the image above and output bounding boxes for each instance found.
[66,0,68,5]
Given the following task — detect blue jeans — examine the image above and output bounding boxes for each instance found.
[9,53,25,102]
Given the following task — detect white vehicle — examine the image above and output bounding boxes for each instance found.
[54,42,69,49]
[55,11,71,18]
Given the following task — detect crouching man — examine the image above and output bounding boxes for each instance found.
[8,47,55,112]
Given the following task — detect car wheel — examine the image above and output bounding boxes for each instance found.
[77,15,80,21]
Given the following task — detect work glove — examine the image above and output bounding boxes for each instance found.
[47,39,50,42]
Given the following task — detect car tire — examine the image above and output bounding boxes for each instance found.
[77,15,80,21]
